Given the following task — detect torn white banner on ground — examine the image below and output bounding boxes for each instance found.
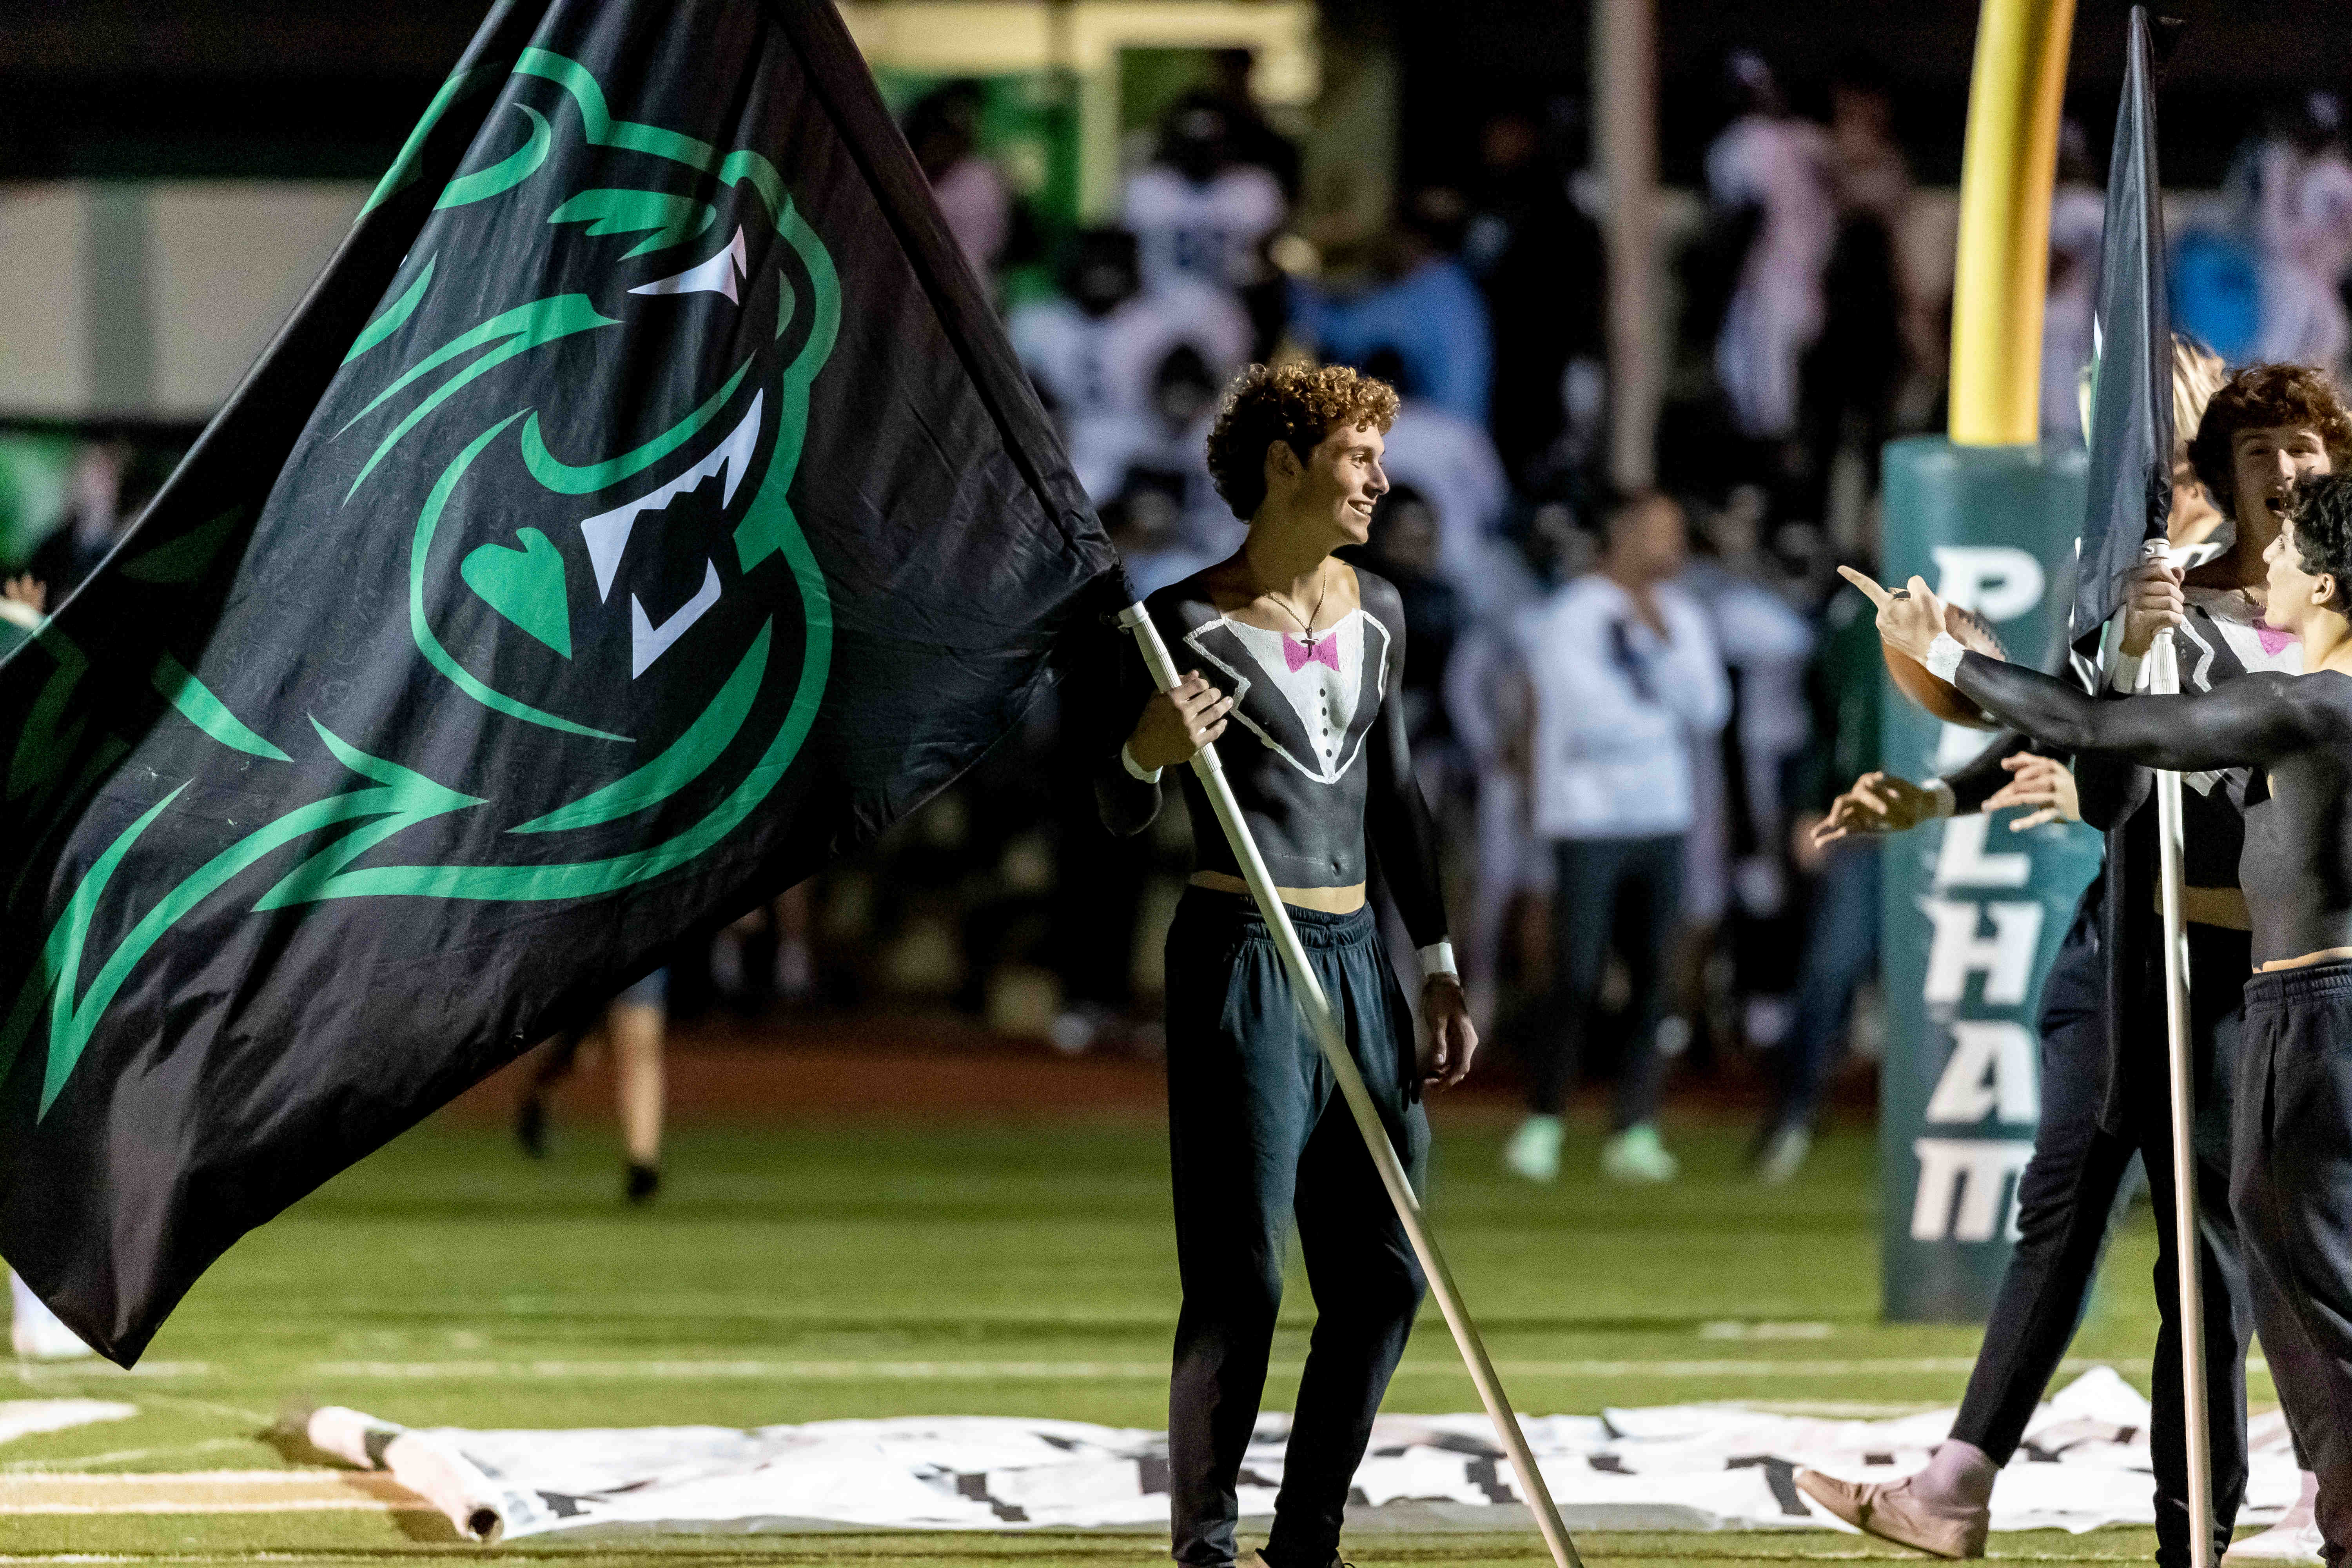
[312,1367,2296,1540]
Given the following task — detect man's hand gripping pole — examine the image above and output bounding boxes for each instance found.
[1116,603,1585,1568]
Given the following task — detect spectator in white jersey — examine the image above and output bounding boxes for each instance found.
[1087,346,1236,558]
[2249,93,2352,377]
[1009,230,1248,503]
[2042,121,2106,444]
[1505,494,1730,1185]
[1706,53,1837,445]
[1121,93,1287,298]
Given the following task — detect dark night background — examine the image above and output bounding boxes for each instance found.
[10,2,2352,186]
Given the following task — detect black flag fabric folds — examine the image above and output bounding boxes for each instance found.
[0,0,1116,1362]
[2068,5,2173,652]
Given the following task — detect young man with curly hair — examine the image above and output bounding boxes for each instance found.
[1096,361,1476,1568]
[1849,466,2352,1568]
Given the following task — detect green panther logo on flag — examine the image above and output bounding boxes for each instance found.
[6,49,840,1116]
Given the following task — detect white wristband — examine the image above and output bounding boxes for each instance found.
[1922,777,1956,818]
[1120,740,1162,784]
[1924,633,1968,683]
[2110,652,2145,693]
[1417,941,1457,982]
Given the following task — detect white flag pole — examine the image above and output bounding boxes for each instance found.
[2141,539,2212,1568]
[1116,602,1584,1568]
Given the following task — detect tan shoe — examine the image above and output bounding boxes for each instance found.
[1795,1469,1988,1559]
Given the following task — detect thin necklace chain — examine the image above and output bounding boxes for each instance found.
[1266,570,1329,641]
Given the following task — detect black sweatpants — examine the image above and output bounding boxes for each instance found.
[1947,920,2254,1568]
[2234,961,2352,1568]
[1163,889,1429,1568]
[1528,834,1681,1129]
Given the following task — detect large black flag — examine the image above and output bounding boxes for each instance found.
[0,0,1116,1362]
[2068,5,2172,651]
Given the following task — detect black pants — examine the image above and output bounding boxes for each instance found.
[1948,923,2252,1568]
[2234,961,2352,1567]
[1527,834,1681,1129]
[1163,889,1429,1568]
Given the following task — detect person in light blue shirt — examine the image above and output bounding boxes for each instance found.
[1289,194,1493,427]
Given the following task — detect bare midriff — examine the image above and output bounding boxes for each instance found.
[2154,884,2253,931]
[1188,870,1367,914]
[2258,943,2352,974]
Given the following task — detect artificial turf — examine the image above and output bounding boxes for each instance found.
[0,1095,2197,1565]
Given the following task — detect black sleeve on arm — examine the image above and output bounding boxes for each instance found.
[1093,613,1163,837]
[1940,730,2032,815]
[1955,654,2321,774]
[1365,604,1449,949]
[2072,746,2150,833]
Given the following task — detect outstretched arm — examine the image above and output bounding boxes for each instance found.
[1839,566,2330,776]
[1955,656,2312,774]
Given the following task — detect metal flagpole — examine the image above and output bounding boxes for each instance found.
[2143,543,2213,1568]
[1117,602,1585,1568]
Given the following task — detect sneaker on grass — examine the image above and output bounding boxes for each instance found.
[1756,1123,1812,1185]
[1601,1123,1678,1183]
[1502,1114,1563,1183]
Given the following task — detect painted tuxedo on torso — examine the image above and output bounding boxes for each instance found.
[1100,567,1445,944]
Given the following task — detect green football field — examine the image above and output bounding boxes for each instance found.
[0,1083,2210,1567]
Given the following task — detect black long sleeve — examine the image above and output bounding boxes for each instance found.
[1094,634,1162,838]
[1362,616,1447,948]
[1955,653,2336,773]
[1938,729,2033,815]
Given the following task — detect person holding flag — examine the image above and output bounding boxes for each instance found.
[1095,360,1476,1568]
[1845,463,2352,1568]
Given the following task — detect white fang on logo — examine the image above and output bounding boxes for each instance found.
[631,560,722,678]
[575,390,762,678]
[629,228,750,304]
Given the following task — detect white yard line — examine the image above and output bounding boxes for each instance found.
[0,1437,256,1474]
[0,1470,425,1514]
[294,1354,2207,1381]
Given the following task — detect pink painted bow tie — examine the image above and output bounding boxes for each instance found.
[2256,621,2298,657]
[1283,634,1339,672]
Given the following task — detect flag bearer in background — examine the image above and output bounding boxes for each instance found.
[1798,357,2348,1563]
[1095,362,1475,1568]
[515,970,671,1203]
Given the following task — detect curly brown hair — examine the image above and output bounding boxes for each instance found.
[2187,363,2352,511]
[1205,362,1400,521]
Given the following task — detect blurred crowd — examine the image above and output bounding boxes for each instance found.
[862,55,2352,1187]
[15,53,2352,1194]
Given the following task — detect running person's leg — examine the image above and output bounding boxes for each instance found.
[1797,919,2130,1557]
[610,967,668,1202]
